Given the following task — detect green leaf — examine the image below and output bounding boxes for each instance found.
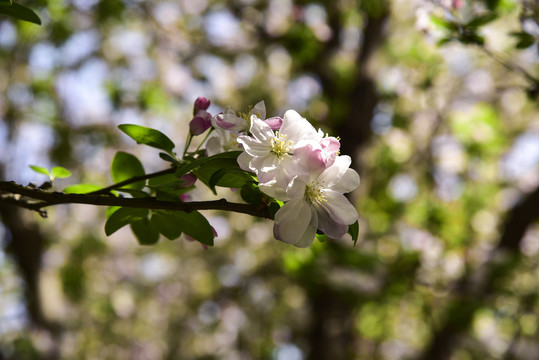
[208,167,251,192]
[63,184,102,194]
[510,31,536,49]
[0,2,41,25]
[29,165,50,176]
[152,210,214,246]
[130,219,160,245]
[348,220,359,246]
[118,124,175,152]
[150,211,183,240]
[316,233,329,243]
[0,1,12,5]
[268,201,282,220]
[240,182,264,204]
[104,207,148,236]
[430,16,459,32]
[174,151,242,178]
[110,151,146,190]
[159,152,178,163]
[51,166,71,179]
[465,13,498,28]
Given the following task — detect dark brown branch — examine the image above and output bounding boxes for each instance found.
[88,167,176,195]
[0,181,271,219]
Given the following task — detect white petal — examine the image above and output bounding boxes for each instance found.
[252,101,266,120]
[250,116,274,142]
[331,168,360,194]
[237,135,271,157]
[259,180,288,201]
[322,190,358,225]
[285,175,308,199]
[316,208,349,239]
[280,110,317,143]
[317,155,352,188]
[274,199,317,247]
[237,151,252,171]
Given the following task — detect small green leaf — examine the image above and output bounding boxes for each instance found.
[465,13,498,28]
[51,166,71,179]
[152,210,214,246]
[118,124,175,152]
[130,219,160,245]
[63,184,102,194]
[110,151,146,190]
[316,233,328,243]
[104,207,148,236]
[175,151,242,178]
[0,1,13,5]
[208,167,251,192]
[29,165,50,176]
[159,152,178,163]
[430,15,459,32]
[348,220,359,246]
[0,1,41,25]
[268,201,282,220]
[150,211,183,240]
[510,31,536,49]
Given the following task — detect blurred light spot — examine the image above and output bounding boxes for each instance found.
[72,0,98,11]
[234,54,258,87]
[389,174,417,202]
[465,70,493,97]
[265,0,292,36]
[7,83,32,107]
[287,75,322,111]
[273,343,303,360]
[153,2,181,26]
[109,29,149,58]
[61,30,100,67]
[500,132,539,181]
[385,129,413,163]
[304,4,331,41]
[198,300,220,324]
[139,254,176,282]
[520,226,539,257]
[0,22,17,48]
[29,43,57,75]
[371,105,393,134]
[434,170,463,201]
[218,264,240,287]
[204,10,243,47]
[471,210,497,236]
[181,0,207,15]
[432,135,466,173]
[111,288,135,318]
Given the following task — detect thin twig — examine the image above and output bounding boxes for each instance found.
[0,181,271,219]
[88,167,177,195]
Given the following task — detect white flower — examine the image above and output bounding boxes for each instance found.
[261,155,360,247]
[205,126,242,156]
[237,109,320,186]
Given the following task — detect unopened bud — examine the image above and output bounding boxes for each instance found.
[194,97,210,111]
[189,110,212,135]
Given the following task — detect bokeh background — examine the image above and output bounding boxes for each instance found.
[1,0,539,359]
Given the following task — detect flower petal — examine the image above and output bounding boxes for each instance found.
[237,151,252,172]
[252,100,266,120]
[316,208,349,239]
[237,135,271,157]
[274,199,317,247]
[317,155,352,188]
[331,168,360,194]
[280,110,317,142]
[321,190,358,225]
[259,179,288,201]
[249,116,274,142]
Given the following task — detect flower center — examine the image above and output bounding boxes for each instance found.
[305,182,326,208]
[271,133,292,159]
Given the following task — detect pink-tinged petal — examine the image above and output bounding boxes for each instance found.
[194,97,210,111]
[180,173,197,187]
[320,136,340,153]
[317,155,352,188]
[264,117,283,131]
[237,135,271,157]
[274,199,317,247]
[237,152,252,172]
[252,100,266,120]
[189,116,211,135]
[294,144,327,173]
[331,168,360,194]
[250,155,279,183]
[274,155,308,189]
[322,190,358,225]
[249,116,274,142]
[315,207,349,239]
[212,113,236,130]
[280,110,318,142]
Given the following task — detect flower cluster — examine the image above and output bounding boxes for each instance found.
[190,98,360,248]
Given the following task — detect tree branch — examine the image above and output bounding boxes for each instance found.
[88,167,177,195]
[0,181,271,219]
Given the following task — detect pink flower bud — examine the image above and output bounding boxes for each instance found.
[194,97,210,111]
[189,110,212,135]
[264,117,283,131]
[180,173,197,187]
